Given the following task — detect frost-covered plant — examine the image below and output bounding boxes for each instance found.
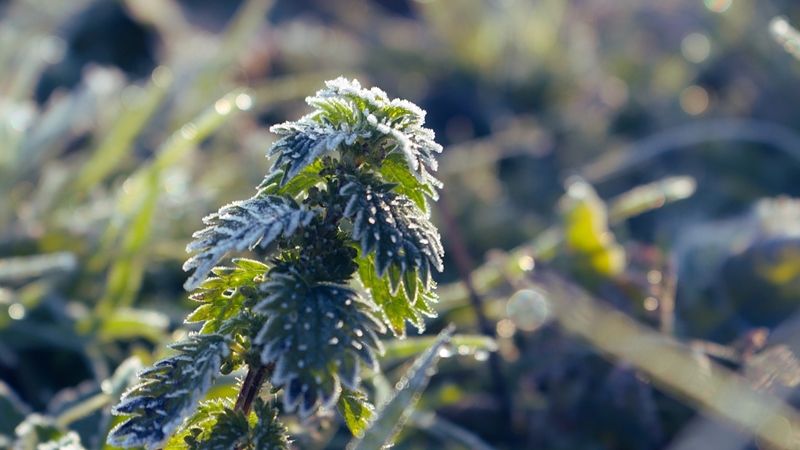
[107,78,445,449]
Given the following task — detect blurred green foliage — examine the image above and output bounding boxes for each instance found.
[3,0,800,448]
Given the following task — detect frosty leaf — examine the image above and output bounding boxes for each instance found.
[107,334,230,449]
[250,398,290,450]
[167,398,288,450]
[343,182,444,290]
[379,153,440,214]
[359,254,437,338]
[257,160,325,198]
[309,78,442,184]
[164,399,230,449]
[337,388,376,437]
[187,259,268,334]
[350,324,455,450]
[268,122,360,187]
[185,406,248,450]
[254,273,386,417]
[183,195,316,291]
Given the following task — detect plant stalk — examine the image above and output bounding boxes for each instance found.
[233,362,274,416]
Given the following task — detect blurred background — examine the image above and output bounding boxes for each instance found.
[3,0,800,448]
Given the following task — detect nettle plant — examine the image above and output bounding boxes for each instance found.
[107,78,449,449]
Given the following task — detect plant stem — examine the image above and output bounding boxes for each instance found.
[233,362,274,416]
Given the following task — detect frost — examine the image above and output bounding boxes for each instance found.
[254,273,385,418]
[183,195,316,291]
[107,334,230,449]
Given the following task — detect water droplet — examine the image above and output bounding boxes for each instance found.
[329,337,339,345]
[284,323,292,330]
[368,217,376,224]
[351,341,363,350]
[298,360,305,368]
[235,93,253,110]
[438,343,454,358]
[507,289,549,332]
[355,329,363,337]
[214,98,232,115]
[336,320,344,329]
[457,345,471,356]
[304,322,311,330]
[8,303,25,320]
[326,312,335,319]
[518,255,534,272]
[473,350,490,361]
[298,344,308,351]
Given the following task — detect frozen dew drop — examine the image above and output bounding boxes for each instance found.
[438,342,454,358]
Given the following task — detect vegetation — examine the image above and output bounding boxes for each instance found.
[3,0,800,449]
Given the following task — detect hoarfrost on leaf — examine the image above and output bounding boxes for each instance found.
[254,273,385,417]
[183,195,316,291]
[107,334,230,449]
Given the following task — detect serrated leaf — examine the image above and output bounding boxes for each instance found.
[250,398,290,450]
[350,324,455,450]
[169,398,289,450]
[257,160,326,198]
[254,273,386,417]
[308,78,442,184]
[186,407,249,450]
[164,399,231,449]
[342,182,444,287]
[183,196,316,291]
[379,153,440,213]
[107,334,230,449]
[187,259,268,334]
[337,388,376,437]
[268,123,360,187]
[359,254,437,338]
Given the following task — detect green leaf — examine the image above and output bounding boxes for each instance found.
[358,254,437,338]
[254,273,386,417]
[98,308,169,343]
[250,398,290,450]
[164,399,230,449]
[186,406,249,450]
[381,334,498,366]
[107,334,231,449]
[342,182,444,287]
[169,398,289,450]
[379,153,440,213]
[350,324,456,450]
[183,196,316,291]
[187,259,268,334]
[337,388,376,437]
[257,160,326,199]
[306,78,442,184]
[268,123,360,187]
